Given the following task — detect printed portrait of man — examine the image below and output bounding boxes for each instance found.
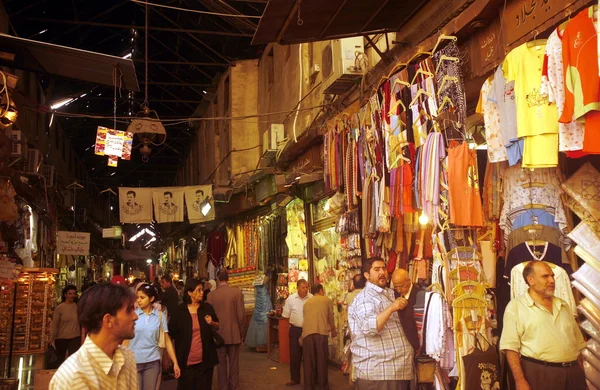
[122,190,142,215]
[192,189,210,213]
[160,191,179,215]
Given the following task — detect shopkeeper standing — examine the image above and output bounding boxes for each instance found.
[500,261,587,390]
[282,279,313,387]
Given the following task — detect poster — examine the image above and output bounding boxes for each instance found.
[94,126,133,166]
[119,187,153,224]
[153,187,185,223]
[184,185,215,224]
[56,231,90,255]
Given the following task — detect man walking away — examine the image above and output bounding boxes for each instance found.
[302,284,336,390]
[160,275,179,318]
[49,283,139,390]
[207,270,245,390]
[501,261,587,390]
[282,279,313,386]
[348,257,414,390]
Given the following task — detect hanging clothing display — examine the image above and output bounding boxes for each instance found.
[447,142,484,227]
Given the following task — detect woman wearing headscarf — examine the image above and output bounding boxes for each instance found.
[169,279,219,389]
[125,284,180,390]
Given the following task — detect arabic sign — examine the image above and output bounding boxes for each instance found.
[102,226,122,239]
[94,126,133,167]
[502,0,564,46]
[56,231,90,255]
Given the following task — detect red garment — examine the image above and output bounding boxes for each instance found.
[387,251,397,274]
[187,314,203,365]
[208,230,226,267]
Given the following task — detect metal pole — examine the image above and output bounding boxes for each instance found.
[7,281,17,377]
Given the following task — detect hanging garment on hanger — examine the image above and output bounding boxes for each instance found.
[506,225,567,263]
[476,77,508,163]
[540,27,585,153]
[423,291,455,369]
[433,41,467,127]
[461,337,500,390]
[447,142,485,226]
[504,241,568,279]
[488,66,521,165]
[509,261,576,314]
[560,6,600,154]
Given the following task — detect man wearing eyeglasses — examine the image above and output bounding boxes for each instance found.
[391,269,420,354]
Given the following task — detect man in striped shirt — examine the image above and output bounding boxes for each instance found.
[50,283,139,390]
[348,257,415,390]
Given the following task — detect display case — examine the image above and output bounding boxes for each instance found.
[0,268,57,356]
[267,315,289,364]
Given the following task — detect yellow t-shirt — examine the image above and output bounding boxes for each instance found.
[503,43,559,137]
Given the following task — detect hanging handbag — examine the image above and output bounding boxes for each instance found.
[158,310,166,349]
[211,326,225,348]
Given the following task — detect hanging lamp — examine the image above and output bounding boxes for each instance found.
[126,2,166,161]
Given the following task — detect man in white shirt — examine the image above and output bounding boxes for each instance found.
[50,283,139,390]
[282,279,312,386]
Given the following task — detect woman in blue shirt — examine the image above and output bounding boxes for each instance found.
[126,284,181,389]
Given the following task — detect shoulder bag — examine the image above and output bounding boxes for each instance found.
[158,310,166,349]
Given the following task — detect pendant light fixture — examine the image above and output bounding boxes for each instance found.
[126,2,166,162]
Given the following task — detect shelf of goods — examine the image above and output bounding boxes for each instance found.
[0,268,57,390]
[227,266,256,288]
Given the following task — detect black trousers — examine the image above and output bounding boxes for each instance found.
[289,325,303,383]
[55,337,81,364]
[521,358,586,390]
[177,364,214,390]
[303,334,329,390]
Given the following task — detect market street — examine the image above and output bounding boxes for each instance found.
[160,347,353,389]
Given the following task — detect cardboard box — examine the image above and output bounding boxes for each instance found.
[34,370,56,390]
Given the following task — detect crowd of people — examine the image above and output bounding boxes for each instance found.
[46,256,588,390]
[47,271,246,390]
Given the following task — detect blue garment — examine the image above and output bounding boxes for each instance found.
[506,139,524,166]
[245,285,272,348]
[512,209,557,230]
[129,307,168,364]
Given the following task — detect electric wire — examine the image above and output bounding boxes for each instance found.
[130,0,262,19]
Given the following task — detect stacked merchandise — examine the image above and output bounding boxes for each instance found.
[227,266,256,288]
[241,287,255,312]
[224,219,260,270]
[285,198,307,296]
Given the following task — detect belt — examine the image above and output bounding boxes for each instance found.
[521,355,578,368]
[290,324,302,329]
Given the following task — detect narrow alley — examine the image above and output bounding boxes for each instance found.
[160,347,353,390]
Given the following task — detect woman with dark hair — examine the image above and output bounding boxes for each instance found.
[49,284,80,365]
[169,279,220,389]
[124,284,180,389]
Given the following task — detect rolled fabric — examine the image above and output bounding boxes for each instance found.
[581,320,600,344]
[573,280,600,310]
[572,264,600,302]
[583,361,600,388]
[589,339,600,360]
[583,348,600,372]
[579,303,600,332]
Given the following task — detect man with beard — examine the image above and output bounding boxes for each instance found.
[501,261,587,390]
[348,257,414,390]
[50,283,139,389]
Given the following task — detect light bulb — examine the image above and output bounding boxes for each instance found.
[418,212,429,226]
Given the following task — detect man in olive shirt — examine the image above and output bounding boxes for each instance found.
[301,284,336,390]
[500,261,586,390]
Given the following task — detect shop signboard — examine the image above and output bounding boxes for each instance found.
[502,0,566,46]
[102,226,122,239]
[94,126,133,167]
[56,231,90,255]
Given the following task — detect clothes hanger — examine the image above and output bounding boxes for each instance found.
[388,98,407,116]
[409,89,433,107]
[411,68,434,85]
[437,96,455,111]
[438,75,459,95]
[523,203,545,210]
[431,33,458,54]
[407,50,431,66]
[526,29,547,50]
[477,229,493,243]
[435,55,460,73]
[558,9,572,32]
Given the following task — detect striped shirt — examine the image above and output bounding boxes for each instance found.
[348,282,414,381]
[49,336,138,390]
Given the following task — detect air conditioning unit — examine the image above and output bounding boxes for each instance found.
[41,165,55,187]
[262,123,285,158]
[10,130,27,157]
[26,149,41,173]
[322,37,365,95]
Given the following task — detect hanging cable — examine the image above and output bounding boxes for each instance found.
[291,43,302,143]
[143,2,149,109]
[131,0,262,19]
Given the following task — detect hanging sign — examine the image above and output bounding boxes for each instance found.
[119,187,154,224]
[102,226,123,239]
[502,0,566,46]
[56,231,90,255]
[184,185,215,224]
[94,127,133,167]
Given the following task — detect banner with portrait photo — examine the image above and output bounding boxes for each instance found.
[119,187,153,224]
[184,185,215,223]
[153,187,185,223]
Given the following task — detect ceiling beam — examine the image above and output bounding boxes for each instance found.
[134,60,228,67]
[318,0,348,39]
[149,33,214,82]
[82,97,204,103]
[152,9,232,65]
[359,0,390,33]
[141,81,211,87]
[276,0,302,44]
[20,18,254,37]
